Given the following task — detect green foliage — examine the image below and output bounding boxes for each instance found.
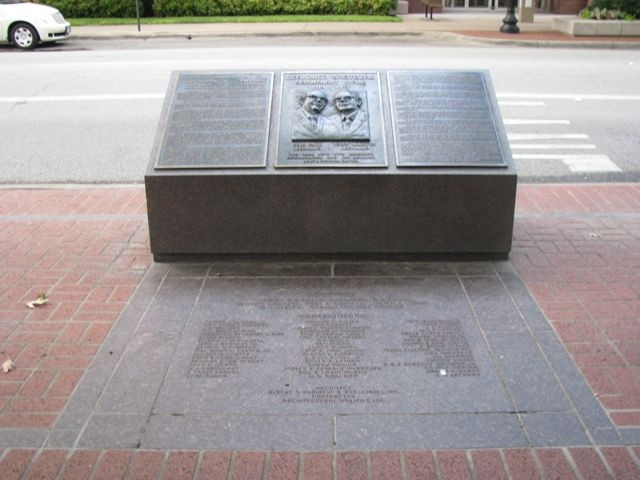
[579,7,593,18]
[585,0,640,17]
[35,0,396,18]
[35,1,156,18]
[69,15,400,26]
[579,6,625,19]
[34,0,94,17]
[153,0,396,17]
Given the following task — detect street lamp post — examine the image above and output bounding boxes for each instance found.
[135,0,141,32]
[500,0,520,33]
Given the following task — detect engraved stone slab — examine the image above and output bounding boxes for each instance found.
[276,72,387,168]
[48,262,623,451]
[155,73,273,169]
[389,71,508,167]
[154,277,512,415]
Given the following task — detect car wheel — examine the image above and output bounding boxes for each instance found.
[10,23,39,50]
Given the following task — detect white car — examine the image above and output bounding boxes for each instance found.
[0,0,70,49]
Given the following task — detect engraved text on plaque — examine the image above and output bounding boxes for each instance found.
[389,71,507,167]
[155,73,273,169]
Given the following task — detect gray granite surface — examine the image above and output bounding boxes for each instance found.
[38,261,623,450]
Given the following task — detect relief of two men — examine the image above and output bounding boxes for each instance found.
[292,89,369,141]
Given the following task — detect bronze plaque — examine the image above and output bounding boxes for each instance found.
[276,72,387,168]
[155,73,273,169]
[389,71,508,168]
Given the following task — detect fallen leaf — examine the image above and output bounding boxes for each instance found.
[26,292,48,309]
[2,359,15,373]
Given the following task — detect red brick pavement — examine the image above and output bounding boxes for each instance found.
[0,184,639,478]
[514,184,640,429]
[0,447,638,479]
[0,188,150,431]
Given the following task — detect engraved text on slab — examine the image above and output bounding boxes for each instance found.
[153,278,511,416]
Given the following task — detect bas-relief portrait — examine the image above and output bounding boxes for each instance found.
[292,88,371,142]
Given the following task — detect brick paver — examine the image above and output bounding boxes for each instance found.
[126,451,165,480]
[337,452,367,480]
[24,449,67,480]
[0,185,639,478]
[535,449,577,480]
[405,451,436,480]
[303,452,333,480]
[266,452,298,480]
[233,452,265,480]
[0,449,34,480]
[93,450,132,480]
[57,450,100,479]
[196,451,231,480]
[471,449,508,480]
[569,447,613,480]
[504,449,542,480]
[370,451,402,480]
[436,450,472,479]
[162,451,198,480]
[600,447,640,478]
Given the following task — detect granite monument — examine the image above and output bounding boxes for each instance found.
[145,70,516,259]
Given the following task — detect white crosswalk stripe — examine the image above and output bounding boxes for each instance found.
[498,101,546,107]
[503,119,571,125]
[507,134,589,140]
[498,93,640,101]
[502,113,621,173]
[510,144,596,150]
[562,155,623,172]
[0,94,164,103]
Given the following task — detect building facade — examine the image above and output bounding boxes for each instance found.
[406,0,587,13]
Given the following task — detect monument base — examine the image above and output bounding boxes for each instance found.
[145,169,516,259]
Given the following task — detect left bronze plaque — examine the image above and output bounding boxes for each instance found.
[155,73,273,169]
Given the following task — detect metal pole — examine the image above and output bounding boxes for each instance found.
[500,0,520,33]
[135,0,141,32]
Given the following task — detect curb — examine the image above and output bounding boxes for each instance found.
[70,31,425,40]
[67,29,640,49]
[465,35,640,49]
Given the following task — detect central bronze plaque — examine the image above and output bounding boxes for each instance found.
[276,72,387,168]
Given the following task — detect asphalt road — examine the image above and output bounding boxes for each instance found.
[1,37,639,184]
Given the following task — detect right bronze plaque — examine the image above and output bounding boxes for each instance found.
[389,71,508,168]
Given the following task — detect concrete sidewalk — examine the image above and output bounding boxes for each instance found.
[69,13,640,48]
[0,184,639,478]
